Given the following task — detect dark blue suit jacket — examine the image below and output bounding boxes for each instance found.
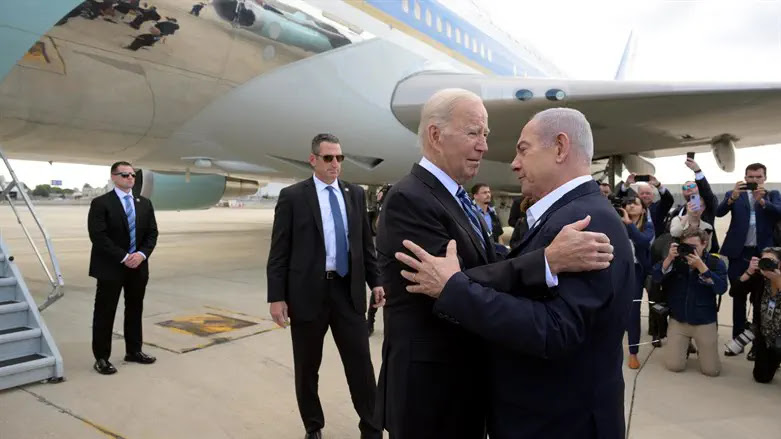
[433,180,634,439]
[715,190,781,259]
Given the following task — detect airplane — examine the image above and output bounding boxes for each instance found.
[3,0,781,210]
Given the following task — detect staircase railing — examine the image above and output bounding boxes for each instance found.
[0,147,64,311]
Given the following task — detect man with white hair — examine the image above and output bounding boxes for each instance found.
[395,107,633,439]
[375,94,616,438]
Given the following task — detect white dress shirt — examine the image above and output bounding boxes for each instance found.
[419,158,558,288]
[313,175,349,272]
[525,175,595,287]
[114,187,146,262]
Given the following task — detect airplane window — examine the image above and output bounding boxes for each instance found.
[473,39,478,53]
[487,49,493,62]
[456,28,461,43]
[402,0,409,13]
[464,33,470,48]
[481,43,485,58]
[436,16,442,32]
[425,9,432,26]
[446,21,452,37]
[414,1,421,20]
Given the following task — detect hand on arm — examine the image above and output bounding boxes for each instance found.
[545,216,613,275]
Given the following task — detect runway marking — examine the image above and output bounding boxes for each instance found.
[156,313,257,337]
[179,326,279,354]
[21,388,129,439]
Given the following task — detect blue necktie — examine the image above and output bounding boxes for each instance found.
[327,186,349,277]
[124,194,136,253]
[456,187,485,248]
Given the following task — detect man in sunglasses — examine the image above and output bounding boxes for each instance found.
[266,133,384,439]
[716,162,781,358]
[87,161,158,375]
[668,157,720,253]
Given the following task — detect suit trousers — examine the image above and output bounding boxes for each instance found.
[290,275,380,436]
[91,267,148,360]
[728,246,759,337]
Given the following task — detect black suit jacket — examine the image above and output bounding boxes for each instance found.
[375,164,547,438]
[434,180,634,439]
[88,190,158,280]
[266,177,379,321]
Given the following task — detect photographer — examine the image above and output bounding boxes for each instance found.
[717,163,781,357]
[730,248,781,383]
[616,176,674,238]
[654,229,728,376]
[670,195,714,252]
[620,196,654,369]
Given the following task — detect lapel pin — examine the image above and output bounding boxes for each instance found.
[345,187,350,192]
[135,198,140,202]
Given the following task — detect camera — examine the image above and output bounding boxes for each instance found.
[635,175,650,182]
[725,326,755,355]
[608,195,632,216]
[758,258,778,271]
[651,303,670,319]
[742,182,758,191]
[676,243,695,261]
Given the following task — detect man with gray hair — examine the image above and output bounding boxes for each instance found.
[395,107,633,438]
[376,95,616,438]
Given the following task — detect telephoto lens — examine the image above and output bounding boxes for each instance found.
[725,328,755,355]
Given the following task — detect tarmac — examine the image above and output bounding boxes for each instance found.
[0,204,779,439]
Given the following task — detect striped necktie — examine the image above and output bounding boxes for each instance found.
[455,187,485,248]
[123,194,136,253]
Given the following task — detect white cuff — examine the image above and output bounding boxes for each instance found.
[121,254,129,264]
[695,172,705,180]
[662,264,673,275]
[544,256,559,288]
[658,186,668,194]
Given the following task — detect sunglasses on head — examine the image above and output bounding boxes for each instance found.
[317,154,345,163]
[113,172,136,178]
[682,183,697,191]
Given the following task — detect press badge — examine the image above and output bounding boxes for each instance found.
[768,299,777,319]
[749,210,757,227]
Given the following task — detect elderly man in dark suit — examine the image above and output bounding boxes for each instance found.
[266,133,385,439]
[375,91,615,439]
[396,108,633,439]
[88,161,158,375]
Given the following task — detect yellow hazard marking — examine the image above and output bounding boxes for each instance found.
[156,313,256,337]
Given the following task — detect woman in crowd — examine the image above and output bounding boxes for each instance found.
[621,196,655,369]
[731,247,781,383]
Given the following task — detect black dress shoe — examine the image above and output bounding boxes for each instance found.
[304,430,322,439]
[124,352,156,364]
[94,359,117,375]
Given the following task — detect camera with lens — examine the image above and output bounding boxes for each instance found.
[758,257,779,272]
[725,325,756,355]
[676,242,695,261]
[608,195,632,217]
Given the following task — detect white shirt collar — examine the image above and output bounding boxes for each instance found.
[419,157,460,198]
[526,175,593,229]
[114,187,133,200]
[313,174,340,193]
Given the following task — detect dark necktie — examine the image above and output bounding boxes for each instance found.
[327,186,349,277]
[123,194,136,253]
[455,187,485,248]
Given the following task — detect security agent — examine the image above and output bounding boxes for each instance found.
[653,228,728,376]
[88,161,158,375]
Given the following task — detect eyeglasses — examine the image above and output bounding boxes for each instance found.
[112,172,136,178]
[316,154,345,163]
[681,183,697,191]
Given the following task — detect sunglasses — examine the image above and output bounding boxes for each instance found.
[316,154,345,163]
[113,172,136,178]
[682,183,697,191]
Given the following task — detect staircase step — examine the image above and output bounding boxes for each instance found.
[0,301,27,313]
[0,353,45,368]
[0,326,32,336]
[0,277,17,287]
[0,354,57,389]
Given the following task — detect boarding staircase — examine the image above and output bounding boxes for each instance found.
[0,148,64,390]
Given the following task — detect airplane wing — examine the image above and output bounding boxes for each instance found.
[391,73,781,171]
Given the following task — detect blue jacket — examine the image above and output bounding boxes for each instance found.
[716,190,781,258]
[653,254,728,325]
[626,220,654,275]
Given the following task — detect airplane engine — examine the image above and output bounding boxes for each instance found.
[620,154,656,176]
[134,170,259,210]
[711,137,736,172]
